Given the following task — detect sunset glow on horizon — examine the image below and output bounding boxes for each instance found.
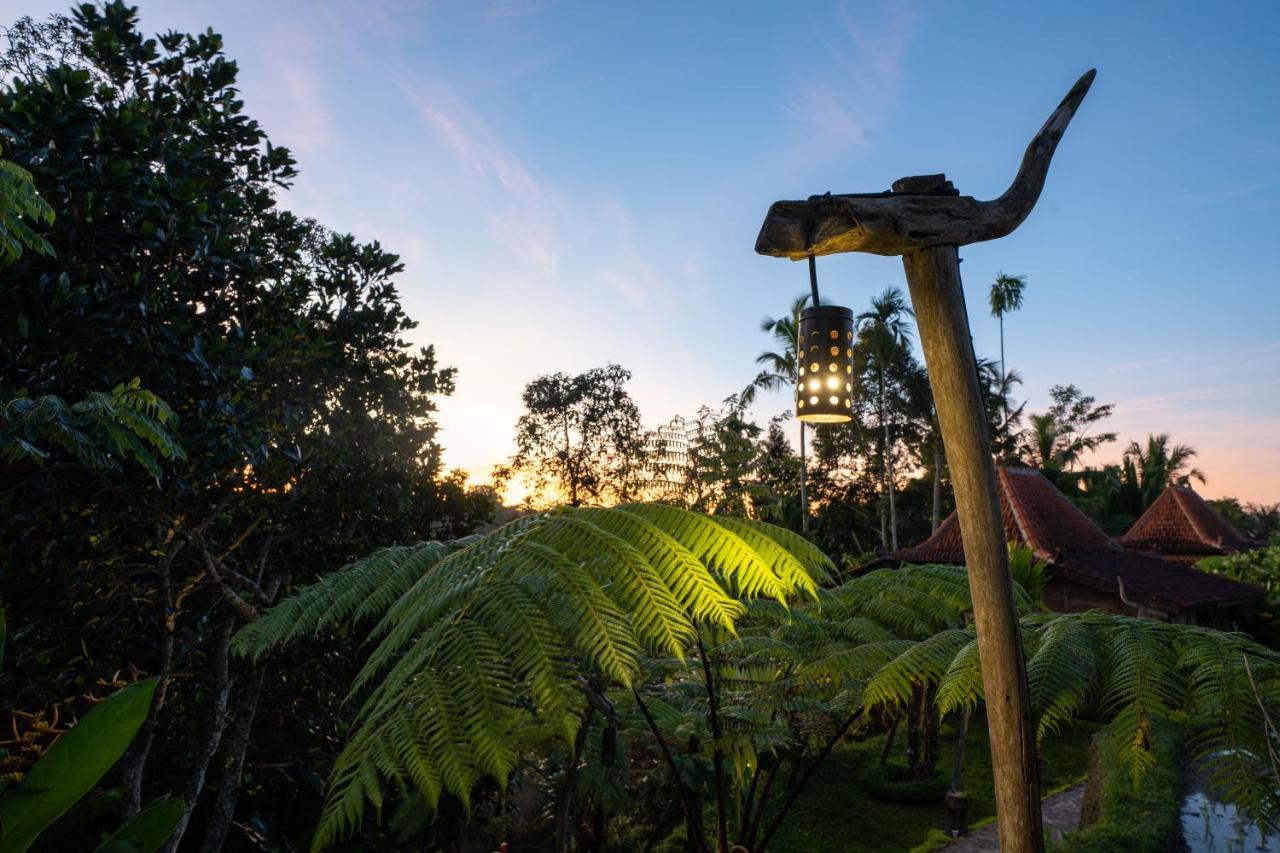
[10,0,1274,503]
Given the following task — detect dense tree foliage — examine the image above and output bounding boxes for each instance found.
[496,363,644,507]
[0,6,491,850]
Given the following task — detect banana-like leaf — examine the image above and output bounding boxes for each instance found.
[0,678,157,853]
[25,788,125,852]
[92,797,183,853]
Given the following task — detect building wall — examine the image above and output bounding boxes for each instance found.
[1042,578,1139,618]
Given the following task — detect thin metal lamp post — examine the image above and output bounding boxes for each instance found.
[754,70,1097,853]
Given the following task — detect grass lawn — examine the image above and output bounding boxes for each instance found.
[765,714,1096,853]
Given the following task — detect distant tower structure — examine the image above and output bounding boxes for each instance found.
[639,415,695,500]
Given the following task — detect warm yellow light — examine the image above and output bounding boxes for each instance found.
[829,330,838,339]
[808,380,819,391]
[826,376,839,389]
[809,395,818,404]
[828,363,838,372]
[809,362,819,372]
[829,395,839,405]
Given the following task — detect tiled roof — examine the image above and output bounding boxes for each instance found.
[1119,485,1260,558]
[873,466,1263,613]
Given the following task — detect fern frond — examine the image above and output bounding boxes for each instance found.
[237,503,823,849]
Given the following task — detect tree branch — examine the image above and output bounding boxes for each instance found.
[696,632,729,853]
[756,706,864,853]
[633,688,712,853]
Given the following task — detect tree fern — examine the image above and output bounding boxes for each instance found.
[234,504,834,850]
[240,522,1280,848]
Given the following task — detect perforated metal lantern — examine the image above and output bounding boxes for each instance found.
[796,304,854,423]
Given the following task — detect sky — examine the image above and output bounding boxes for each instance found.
[6,0,1278,502]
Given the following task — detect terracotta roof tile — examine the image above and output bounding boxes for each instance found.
[870,466,1263,613]
[1119,485,1260,559]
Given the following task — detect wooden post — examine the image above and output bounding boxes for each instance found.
[902,243,1043,853]
[755,71,1096,852]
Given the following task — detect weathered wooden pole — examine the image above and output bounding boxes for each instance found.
[903,240,1042,850]
[754,70,1096,853]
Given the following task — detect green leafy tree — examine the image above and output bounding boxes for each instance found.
[754,418,803,528]
[0,142,53,262]
[681,399,766,517]
[496,363,644,507]
[0,8,491,851]
[857,287,917,551]
[1020,384,1118,521]
[1197,546,1280,607]
[742,295,810,532]
[988,272,1027,428]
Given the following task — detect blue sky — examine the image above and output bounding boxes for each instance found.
[9,0,1278,501]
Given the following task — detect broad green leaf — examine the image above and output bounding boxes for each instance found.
[0,678,157,853]
[93,797,183,853]
[26,787,125,852]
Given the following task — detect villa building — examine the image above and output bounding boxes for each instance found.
[1118,485,1261,564]
[865,466,1263,625]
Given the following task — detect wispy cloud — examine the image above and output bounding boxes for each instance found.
[782,2,916,145]
[400,81,560,279]
[259,30,332,160]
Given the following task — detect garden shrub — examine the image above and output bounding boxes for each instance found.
[1057,720,1183,852]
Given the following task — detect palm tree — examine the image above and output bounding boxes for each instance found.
[1243,503,1280,543]
[858,287,914,551]
[988,272,1027,429]
[976,356,1024,460]
[742,295,810,533]
[1120,433,1206,512]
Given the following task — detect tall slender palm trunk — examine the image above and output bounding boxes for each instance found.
[998,314,1008,432]
[798,422,809,535]
[879,369,898,551]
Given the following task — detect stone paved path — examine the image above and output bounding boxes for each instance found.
[940,782,1086,851]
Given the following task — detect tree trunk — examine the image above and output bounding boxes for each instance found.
[950,708,972,792]
[198,664,266,853]
[798,422,809,535]
[879,371,898,551]
[120,529,188,815]
[162,614,238,853]
[902,245,1043,853]
[555,708,596,853]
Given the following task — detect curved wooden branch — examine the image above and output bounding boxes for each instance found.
[755,69,1096,258]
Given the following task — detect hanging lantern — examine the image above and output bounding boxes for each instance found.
[796,304,854,422]
[795,254,854,423]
